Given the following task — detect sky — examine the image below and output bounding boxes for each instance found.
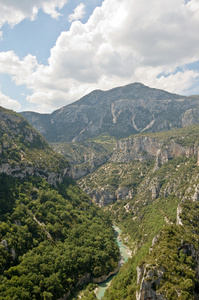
[0,0,199,113]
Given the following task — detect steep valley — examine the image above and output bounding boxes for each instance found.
[75,125,199,299]
[0,107,120,300]
[3,83,199,299]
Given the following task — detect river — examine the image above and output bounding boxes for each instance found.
[96,225,131,299]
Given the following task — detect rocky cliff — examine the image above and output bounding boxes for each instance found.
[111,136,198,165]
[0,106,70,185]
[21,83,199,143]
[51,136,115,179]
[78,125,199,206]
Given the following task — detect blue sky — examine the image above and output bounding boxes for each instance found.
[0,0,199,113]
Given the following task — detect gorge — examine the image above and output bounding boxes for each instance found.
[2,83,199,299]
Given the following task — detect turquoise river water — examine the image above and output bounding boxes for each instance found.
[96,225,131,299]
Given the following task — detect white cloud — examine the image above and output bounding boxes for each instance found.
[0,91,21,111]
[0,51,39,86]
[1,0,199,112]
[0,0,68,28]
[68,3,86,23]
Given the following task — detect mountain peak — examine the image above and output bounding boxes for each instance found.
[21,83,198,143]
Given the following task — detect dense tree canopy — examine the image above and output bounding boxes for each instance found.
[0,175,119,300]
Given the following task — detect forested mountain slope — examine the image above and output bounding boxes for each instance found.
[22,83,199,143]
[77,125,199,299]
[0,106,119,300]
[0,106,70,184]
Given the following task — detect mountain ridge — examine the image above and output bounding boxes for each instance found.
[21,82,198,143]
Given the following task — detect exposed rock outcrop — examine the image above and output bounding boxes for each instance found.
[83,186,133,207]
[150,179,161,199]
[111,137,198,165]
[192,184,199,202]
[136,264,166,300]
[0,163,70,186]
[1,240,16,260]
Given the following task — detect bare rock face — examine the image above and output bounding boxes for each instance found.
[0,163,70,186]
[136,264,166,300]
[176,204,183,226]
[1,240,8,248]
[1,240,16,260]
[111,137,163,163]
[82,185,134,206]
[192,185,199,202]
[182,107,199,127]
[136,236,166,300]
[83,187,117,207]
[79,136,199,206]
[111,137,198,164]
[116,187,132,201]
[149,180,161,199]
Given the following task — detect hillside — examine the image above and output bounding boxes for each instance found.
[78,124,199,206]
[0,106,70,184]
[51,134,116,179]
[0,106,119,300]
[76,125,199,299]
[21,83,199,143]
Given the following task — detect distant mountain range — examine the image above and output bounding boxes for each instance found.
[21,83,199,143]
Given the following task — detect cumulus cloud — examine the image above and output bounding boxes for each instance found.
[0,91,21,111]
[1,0,199,112]
[0,0,68,28]
[68,3,86,23]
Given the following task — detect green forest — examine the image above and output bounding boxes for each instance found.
[0,175,119,300]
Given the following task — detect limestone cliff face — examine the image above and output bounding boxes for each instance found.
[0,162,70,186]
[111,136,198,165]
[136,265,166,300]
[82,186,133,207]
[79,133,199,206]
[51,141,113,180]
[111,137,163,162]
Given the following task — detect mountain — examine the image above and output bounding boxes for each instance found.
[21,83,199,143]
[0,106,119,300]
[77,124,199,299]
